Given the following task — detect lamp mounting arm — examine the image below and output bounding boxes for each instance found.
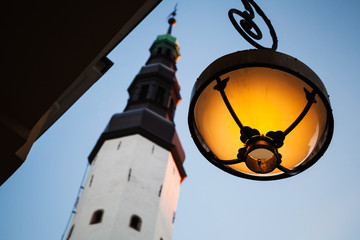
[228,0,278,50]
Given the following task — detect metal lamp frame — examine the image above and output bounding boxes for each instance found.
[188,50,334,180]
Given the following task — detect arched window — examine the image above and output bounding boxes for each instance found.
[129,215,142,231]
[90,209,104,224]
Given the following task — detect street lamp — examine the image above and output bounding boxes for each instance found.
[188,0,334,180]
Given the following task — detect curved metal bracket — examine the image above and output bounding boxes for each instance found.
[282,88,317,137]
[228,0,278,50]
[277,164,300,176]
[214,77,246,132]
[213,158,243,165]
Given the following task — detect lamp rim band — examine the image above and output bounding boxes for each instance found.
[191,50,329,104]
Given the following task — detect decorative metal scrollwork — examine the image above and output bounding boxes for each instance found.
[228,0,278,50]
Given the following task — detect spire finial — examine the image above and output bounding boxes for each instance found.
[167,4,177,35]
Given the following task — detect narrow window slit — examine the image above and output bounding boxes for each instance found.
[89,175,94,187]
[128,169,132,181]
[66,225,75,240]
[158,185,163,197]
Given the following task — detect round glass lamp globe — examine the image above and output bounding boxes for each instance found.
[188,50,334,180]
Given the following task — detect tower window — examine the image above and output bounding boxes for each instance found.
[90,209,104,224]
[128,168,132,181]
[169,99,175,111]
[129,215,142,231]
[156,48,162,55]
[158,185,163,197]
[155,87,165,104]
[89,175,94,187]
[66,225,74,240]
[138,85,149,100]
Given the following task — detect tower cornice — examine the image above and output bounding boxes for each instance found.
[88,108,186,181]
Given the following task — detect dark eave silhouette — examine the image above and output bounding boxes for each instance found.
[0,0,162,185]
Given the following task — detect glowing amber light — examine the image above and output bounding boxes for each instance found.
[188,50,334,180]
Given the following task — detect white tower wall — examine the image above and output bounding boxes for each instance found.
[66,134,181,240]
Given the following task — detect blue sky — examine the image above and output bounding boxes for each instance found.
[1,0,360,239]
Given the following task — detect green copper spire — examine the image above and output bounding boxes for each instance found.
[148,5,180,63]
[126,7,182,121]
[149,34,180,62]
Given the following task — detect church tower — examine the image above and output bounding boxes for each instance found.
[65,12,186,240]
